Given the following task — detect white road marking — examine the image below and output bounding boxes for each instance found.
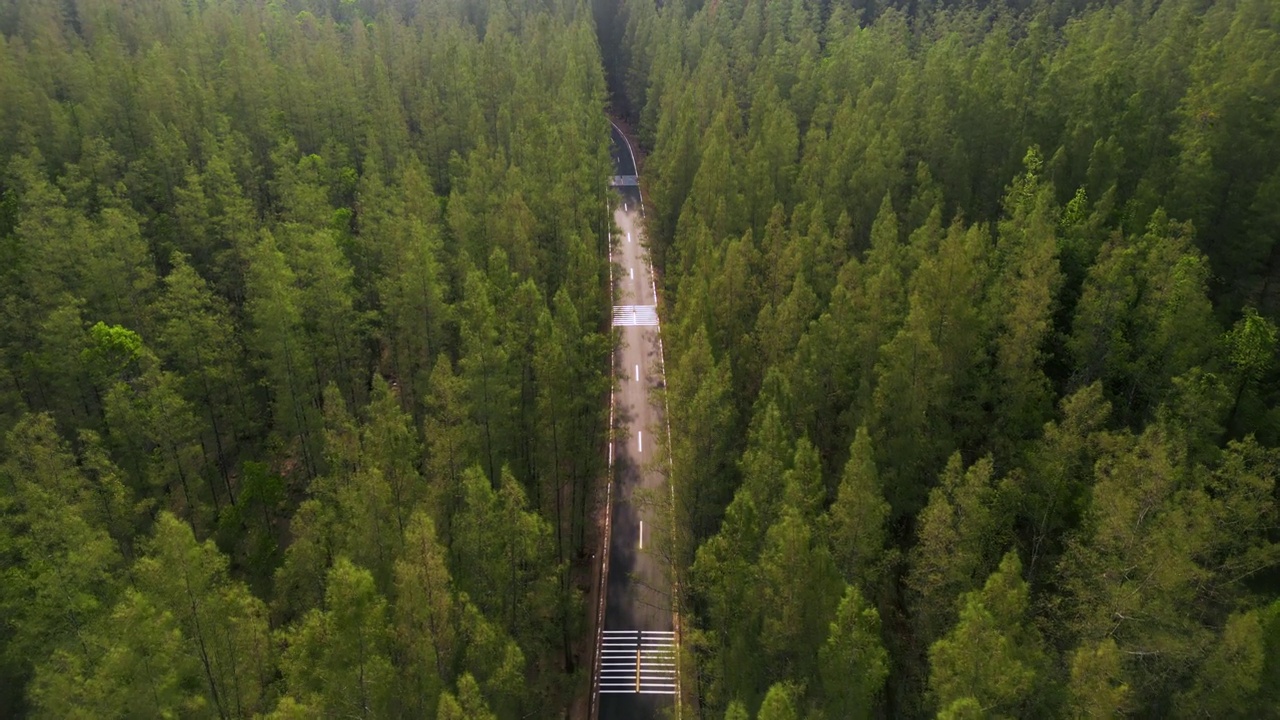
[635,364,639,382]
[638,431,642,453]
[627,232,631,243]
[611,305,659,327]
[596,630,678,696]
[639,520,643,549]
[630,267,634,280]
[625,202,628,212]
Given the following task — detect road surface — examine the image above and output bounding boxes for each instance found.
[593,122,678,720]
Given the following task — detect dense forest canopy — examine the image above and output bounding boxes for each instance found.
[2,0,1279,718]
[0,0,614,717]
[596,0,1280,717]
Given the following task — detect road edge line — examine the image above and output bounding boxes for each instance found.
[590,209,617,720]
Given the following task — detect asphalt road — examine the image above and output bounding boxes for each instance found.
[595,123,677,720]
[610,123,638,176]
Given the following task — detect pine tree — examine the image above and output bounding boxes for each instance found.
[286,226,366,411]
[423,355,479,551]
[908,454,1010,645]
[870,299,947,516]
[436,674,497,720]
[0,414,124,700]
[667,325,737,548]
[278,558,394,718]
[690,487,768,709]
[97,326,210,521]
[244,231,320,479]
[155,253,248,505]
[134,512,273,718]
[361,376,423,542]
[456,598,526,717]
[1067,210,1216,424]
[458,269,517,488]
[1067,639,1130,719]
[929,552,1048,718]
[452,465,557,653]
[313,380,403,599]
[989,147,1062,449]
[1224,307,1277,432]
[29,588,206,718]
[819,585,889,720]
[756,682,801,720]
[394,512,455,718]
[271,498,331,624]
[758,489,842,683]
[826,426,889,590]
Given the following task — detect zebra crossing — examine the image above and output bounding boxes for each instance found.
[598,629,677,695]
[612,305,659,327]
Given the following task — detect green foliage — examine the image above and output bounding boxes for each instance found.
[30,588,207,719]
[0,0,612,715]
[1067,639,1130,719]
[668,324,737,550]
[613,0,1280,714]
[1227,308,1279,382]
[81,322,143,384]
[928,552,1048,718]
[3,0,1280,716]
[819,585,889,720]
[278,558,393,717]
[1058,428,1280,708]
[756,682,801,720]
[134,513,273,718]
[826,426,889,590]
[453,465,558,659]
[908,454,1011,645]
[394,511,455,717]
[0,414,124,710]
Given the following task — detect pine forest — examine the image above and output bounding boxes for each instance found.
[0,0,1278,718]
